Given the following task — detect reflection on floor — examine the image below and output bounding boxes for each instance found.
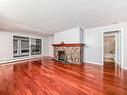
[104,58,115,63]
[0,57,127,95]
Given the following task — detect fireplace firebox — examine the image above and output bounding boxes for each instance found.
[58,51,65,61]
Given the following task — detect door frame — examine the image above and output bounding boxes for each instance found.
[102,29,123,68]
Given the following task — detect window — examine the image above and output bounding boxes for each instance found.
[13,38,18,55]
[31,38,42,55]
[21,39,29,54]
[13,36,29,57]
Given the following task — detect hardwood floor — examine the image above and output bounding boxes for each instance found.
[0,57,127,95]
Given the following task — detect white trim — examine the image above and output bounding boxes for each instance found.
[121,66,127,70]
[102,29,123,68]
[0,57,45,66]
[0,54,45,64]
[102,32,104,64]
[84,61,103,65]
[121,28,124,68]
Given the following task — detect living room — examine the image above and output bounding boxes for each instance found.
[0,0,127,95]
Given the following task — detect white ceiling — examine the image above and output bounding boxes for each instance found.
[0,0,127,34]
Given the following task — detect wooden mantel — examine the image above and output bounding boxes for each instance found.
[52,43,85,47]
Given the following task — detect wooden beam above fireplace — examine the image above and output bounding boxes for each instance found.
[52,43,85,47]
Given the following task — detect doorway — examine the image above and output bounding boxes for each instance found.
[103,31,121,67]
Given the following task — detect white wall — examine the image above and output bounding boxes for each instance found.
[54,27,81,44]
[0,30,49,63]
[122,23,127,69]
[84,22,127,69]
[48,35,54,57]
[84,29,103,64]
[43,37,49,56]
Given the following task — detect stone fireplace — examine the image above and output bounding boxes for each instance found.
[52,43,85,64]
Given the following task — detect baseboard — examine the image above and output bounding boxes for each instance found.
[121,66,127,70]
[84,61,103,65]
[0,55,45,65]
